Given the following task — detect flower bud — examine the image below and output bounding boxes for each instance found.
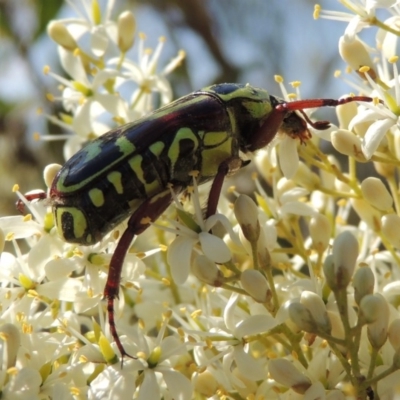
[388,319,400,351]
[241,269,270,303]
[382,214,400,249]
[353,267,374,305]
[339,35,376,79]
[288,302,317,333]
[361,177,393,211]
[331,129,367,162]
[0,323,21,368]
[268,359,311,394]
[351,198,381,231]
[300,291,331,334]
[117,11,136,52]
[364,294,389,349]
[359,294,381,323]
[373,161,395,179]
[194,370,218,397]
[309,214,331,252]
[44,163,62,189]
[332,231,359,289]
[336,100,358,130]
[47,21,77,51]
[234,195,260,243]
[323,254,337,291]
[192,255,223,286]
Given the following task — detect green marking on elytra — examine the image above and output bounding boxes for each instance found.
[201,137,232,178]
[128,155,158,194]
[168,128,198,169]
[72,209,88,240]
[146,95,205,120]
[149,141,165,158]
[107,171,123,194]
[128,155,146,184]
[115,136,136,156]
[203,131,228,147]
[56,137,137,194]
[89,188,105,207]
[83,141,102,161]
[55,207,87,241]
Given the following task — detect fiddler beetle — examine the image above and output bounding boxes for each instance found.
[20,83,375,361]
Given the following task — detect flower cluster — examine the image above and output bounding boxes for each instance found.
[2,0,400,399]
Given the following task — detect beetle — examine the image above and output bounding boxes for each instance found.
[31,83,375,361]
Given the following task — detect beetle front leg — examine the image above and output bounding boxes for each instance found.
[104,190,174,361]
[247,106,288,152]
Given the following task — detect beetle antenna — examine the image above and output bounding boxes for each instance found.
[298,109,331,131]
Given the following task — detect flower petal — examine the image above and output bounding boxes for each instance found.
[138,371,160,400]
[279,136,299,179]
[235,314,278,338]
[167,236,196,285]
[362,118,393,159]
[233,346,266,381]
[199,232,231,263]
[162,369,193,400]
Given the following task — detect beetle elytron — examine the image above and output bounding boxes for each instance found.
[41,83,374,360]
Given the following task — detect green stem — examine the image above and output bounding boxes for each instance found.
[262,259,280,314]
[367,348,379,381]
[251,240,259,270]
[220,284,247,295]
[363,364,398,387]
[280,323,309,368]
[371,16,400,36]
[328,341,355,384]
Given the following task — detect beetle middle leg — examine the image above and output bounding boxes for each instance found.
[104,189,175,361]
[206,157,247,218]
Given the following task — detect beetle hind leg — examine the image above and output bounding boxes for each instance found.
[104,189,174,362]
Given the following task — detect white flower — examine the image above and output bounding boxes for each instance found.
[109,36,185,118]
[90,316,193,400]
[42,2,185,161]
[348,70,399,158]
[315,0,398,39]
[186,292,277,394]
[49,0,117,57]
[163,177,238,285]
